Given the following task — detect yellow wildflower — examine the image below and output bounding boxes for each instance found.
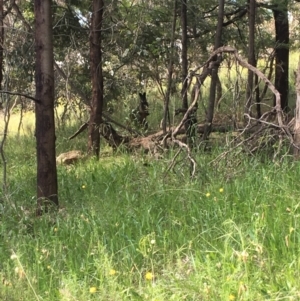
[109,269,116,275]
[206,192,210,197]
[82,185,86,189]
[229,294,235,300]
[54,228,58,232]
[145,272,153,280]
[219,188,224,193]
[89,287,97,293]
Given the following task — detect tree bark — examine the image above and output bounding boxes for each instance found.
[162,0,177,134]
[245,0,256,116]
[0,0,3,91]
[203,0,225,141]
[273,2,289,112]
[181,0,188,110]
[88,0,104,158]
[294,61,300,159]
[34,0,58,215]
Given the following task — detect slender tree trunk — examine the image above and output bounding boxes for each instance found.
[203,0,224,141]
[273,2,289,112]
[294,61,300,159]
[0,0,3,91]
[255,74,261,118]
[34,0,58,215]
[181,0,188,110]
[0,0,7,193]
[245,0,256,116]
[88,0,104,158]
[162,0,177,134]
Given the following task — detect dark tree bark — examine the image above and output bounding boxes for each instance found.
[203,0,225,141]
[181,0,188,110]
[162,0,177,134]
[273,2,289,112]
[0,0,3,91]
[245,0,256,116]
[34,0,58,215]
[88,0,104,157]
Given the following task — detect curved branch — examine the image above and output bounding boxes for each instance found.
[199,46,284,127]
[0,90,41,103]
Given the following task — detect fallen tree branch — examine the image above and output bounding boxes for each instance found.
[200,46,284,128]
[68,122,88,140]
[166,76,201,178]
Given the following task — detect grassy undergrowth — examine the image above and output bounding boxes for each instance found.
[1,128,300,301]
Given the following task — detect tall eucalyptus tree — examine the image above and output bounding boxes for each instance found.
[88,0,104,158]
[34,0,58,215]
[203,0,225,141]
[181,0,188,110]
[246,0,260,117]
[272,1,289,112]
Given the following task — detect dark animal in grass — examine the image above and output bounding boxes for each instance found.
[129,92,149,130]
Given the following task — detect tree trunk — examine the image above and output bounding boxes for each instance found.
[203,0,225,141]
[162,0,177,134]
[273,2,289,112]
[88,0,104,158]
[34,0,58,215]
[294,61,300,159]
[181,0,188,110]
[0,0,3,91]
[245,0,256,116]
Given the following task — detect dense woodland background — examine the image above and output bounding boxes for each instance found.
[0,0,299,208]
[0,0,299,210]
[2,1,300,300]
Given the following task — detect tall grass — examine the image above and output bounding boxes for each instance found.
[1,53,300,300]
[1,127,300,300]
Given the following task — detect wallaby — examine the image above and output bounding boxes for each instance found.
[129,92,149,130]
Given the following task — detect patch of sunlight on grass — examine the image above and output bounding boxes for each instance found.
[0,111,35,136]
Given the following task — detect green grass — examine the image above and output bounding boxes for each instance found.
[1,126,300,300]
[1,52,300,300]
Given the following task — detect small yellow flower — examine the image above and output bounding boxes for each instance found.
[219,188,224,193]
[82,185,86,189]
[145,272,154,280]
[229,294,235,300]
[54,228,58,232]
[109,269,116,275]
[206,192,210,197]
[89,287,97,293]
[47,265,51,270]
[150,239,156,245]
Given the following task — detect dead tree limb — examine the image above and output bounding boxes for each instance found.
[0,90,41,103]
[200,46,284,127]
[167,78,201,177]
[68,122,88,140]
